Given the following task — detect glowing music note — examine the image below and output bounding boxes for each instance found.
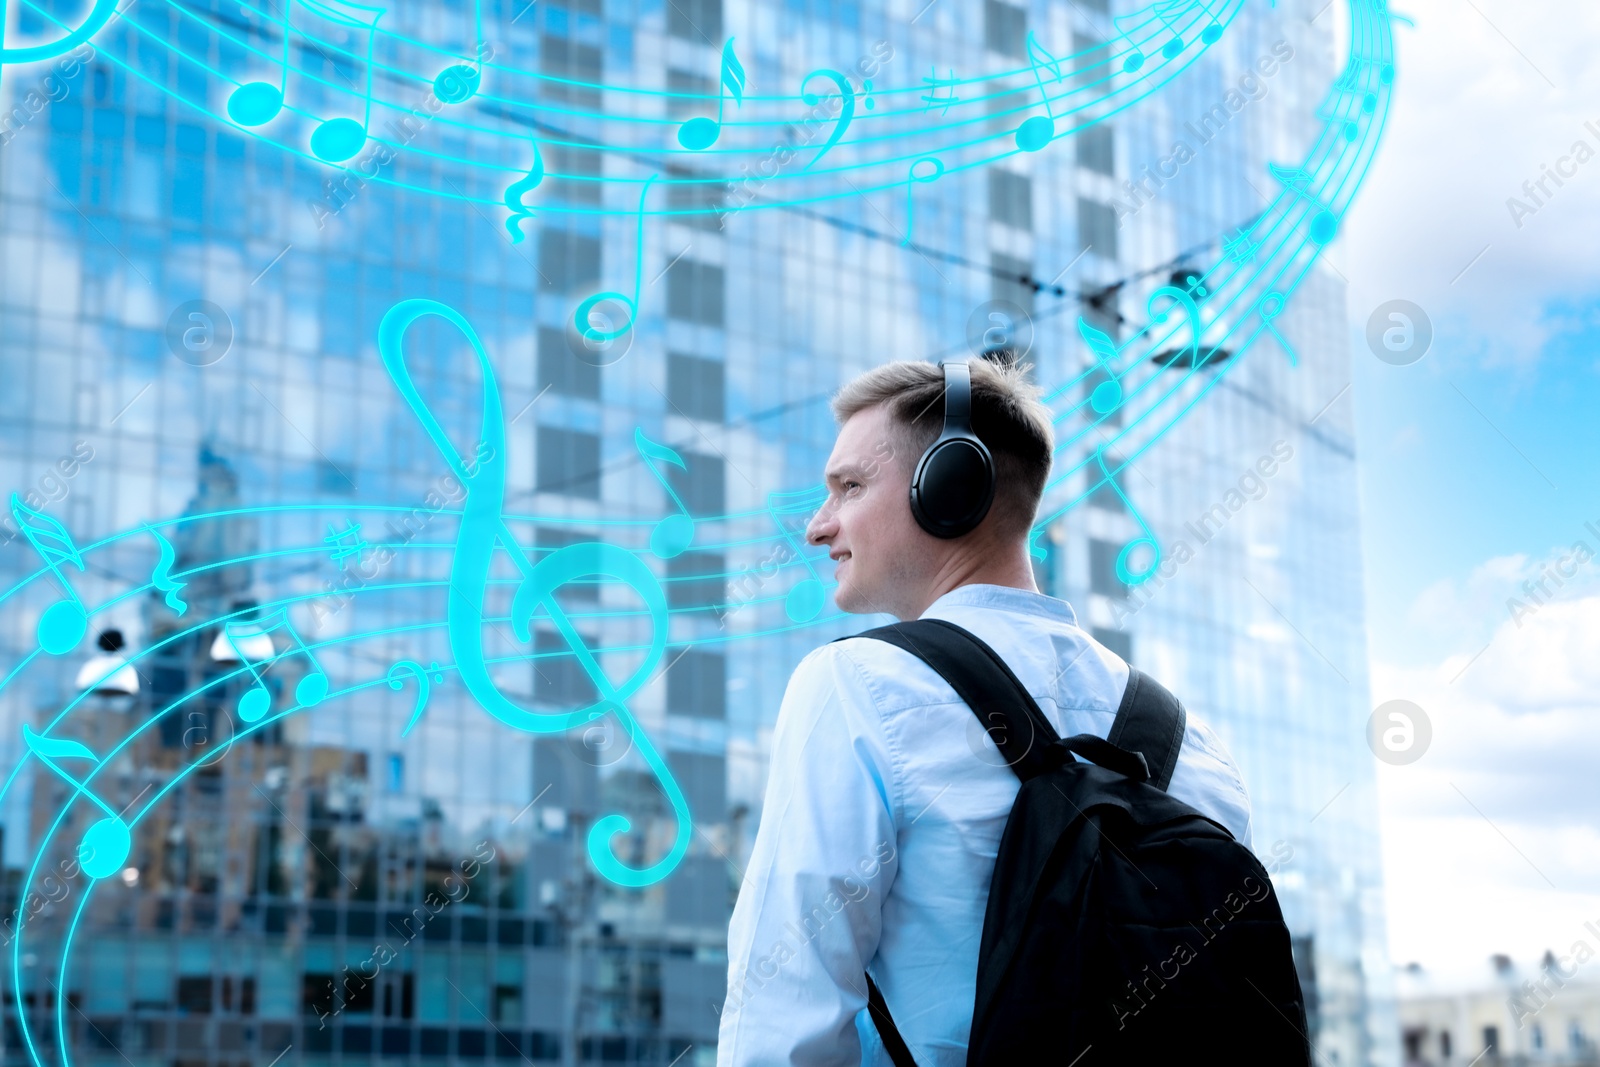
[678,38,745,150]
[378,297,691,887]
[223,610,330,723]
[633,429,695,559]
[145,524,187,616]
[432,0,484,103]
[0,0,117,64]
[1078,317,1126,415]
[767,487,828,623]
[1094,447,1160,585]
[1015,31,1063,153]
[798,69,856,170]
[225,0,386,163]
[1115,0,1222,71]
[20,725,130,879]
[1242,292,1297,366]
[11,494,87,656]
[1323,58,1386,141]
[1147,281,1207,370]
[504,139,544,244]
[388,660,442,737]
[901,157,943,247]
[573,173,657,344]
[1269,162,1340,244]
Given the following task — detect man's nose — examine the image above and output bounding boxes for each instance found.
[806,501,837,545]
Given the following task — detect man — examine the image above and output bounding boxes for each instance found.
[716,359,1253,1066]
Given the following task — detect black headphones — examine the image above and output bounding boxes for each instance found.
[909,361,997,538]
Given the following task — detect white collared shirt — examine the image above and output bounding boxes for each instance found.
[717,584,1253,1067]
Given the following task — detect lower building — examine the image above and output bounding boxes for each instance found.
[1398,956,1600,1066]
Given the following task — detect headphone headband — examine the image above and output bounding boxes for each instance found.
[942,360,973,430]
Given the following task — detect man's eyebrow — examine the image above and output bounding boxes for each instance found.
[824,462,871,484]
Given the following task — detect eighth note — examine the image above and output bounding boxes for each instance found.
[1015,32,1063,153]
[1094,447,1161,585]
[226,0,387,163]
[221,609,329,723]
[1269,162,1339,244]
[1078,317,1125,415]
[678,38,746,151]
[11,494,87,656]
[633,428,695,559]
[21,725,130,880]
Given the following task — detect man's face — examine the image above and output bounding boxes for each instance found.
[805,405,931,617]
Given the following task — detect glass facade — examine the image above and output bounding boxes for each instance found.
[0,0,1396,1065]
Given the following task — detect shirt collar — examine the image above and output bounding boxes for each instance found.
[920,583,1079,626]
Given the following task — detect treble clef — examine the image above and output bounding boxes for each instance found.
[377,298,691,888]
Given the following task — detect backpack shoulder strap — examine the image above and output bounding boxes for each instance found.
[1106,667,1187,792]
[849,618,1060,782]
[846,618,1057,1067]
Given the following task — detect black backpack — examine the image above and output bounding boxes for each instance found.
[853,619,1311,1067]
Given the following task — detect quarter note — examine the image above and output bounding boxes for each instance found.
[432,0,484,103]
[633,428,695,559]
[767,488,828,623]
[901,157,943,247]
[11,494,87,656]
[226,0,387,163]
[21,725,130,880]
[223,609,330,723]
[678,38,746,150]
[145,524,188,616]
[1015,31,1063,153]
[574,174,658,344]
[1269,162,1339,244]
[504,138,544,244]
[1077,317,1125,415]
[1094,447,1160,585]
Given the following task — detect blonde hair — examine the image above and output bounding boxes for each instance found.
[831,359,1055,537]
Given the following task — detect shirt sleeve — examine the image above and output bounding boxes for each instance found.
[1167,713,1254,852]
[718,643,902,1067]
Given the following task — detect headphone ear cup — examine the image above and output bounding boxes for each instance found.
[910,437,996,538]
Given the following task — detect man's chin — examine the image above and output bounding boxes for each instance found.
[831,580,873,615]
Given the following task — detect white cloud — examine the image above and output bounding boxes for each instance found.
[1374,588,1600,981]
[1340,0,1600,367]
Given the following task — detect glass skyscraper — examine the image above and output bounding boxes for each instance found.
[0,0,1396,1063]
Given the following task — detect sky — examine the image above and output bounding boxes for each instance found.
[1330,0,1600,983]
